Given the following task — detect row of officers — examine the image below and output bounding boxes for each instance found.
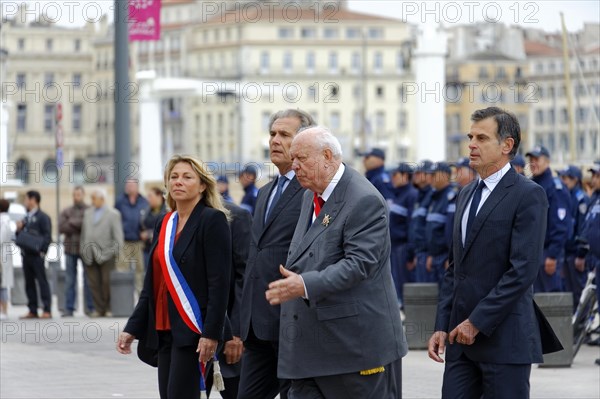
[364,145,600,310]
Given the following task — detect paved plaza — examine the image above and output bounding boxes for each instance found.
[1,303,599,399]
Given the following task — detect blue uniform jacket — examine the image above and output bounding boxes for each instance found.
[240,183,259,215]
[579,190,600,259]
[425,184,458,257]
[389,183,418,246]
[532,168,572,259]
[366,166,394,200]
[565,186,590,255]
[408,186,433,256]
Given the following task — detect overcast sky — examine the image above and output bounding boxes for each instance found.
[2,0,599,33]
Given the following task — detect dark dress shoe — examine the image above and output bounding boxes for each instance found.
[40,312,52,319]
[595,359,600,366]
[19,312,38,319]
[587,337,600,346]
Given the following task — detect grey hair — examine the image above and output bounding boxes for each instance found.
[91,188,107,199]
[268,109,316,132]
[296,125,343,160]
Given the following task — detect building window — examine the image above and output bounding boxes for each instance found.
[353,84,361,99]
[16,73,25,88]
[396,51,404,73]
[306,51,315,73]
[346,28,360,39]
[578,133,585,151]
[18,38,25,50]
[548,86,555,98]
[368,28,383,39]
[46,39,53,51]
[74,39,81,52]
[171,36,181,51]
[398,110,407,130]
[375,111,385,132]
[73,73,81,88]
[535,110,544,124]
[260,51,269,72]
[353,111,362,133]
[43,159,59,183]
[495,67,506,80]
[301,28,316,38]
[283,52,293,73]
[576,107,587,123]
[17,104,26,132]
[351,52,361,73]
[535,62,543,74]
[515,67,522,79]
[44,73,54,86]
[44,104,54,132]
[262,111,271,132]
[308,85,317,101]
[376,86,384,98]
[324,28,338,38]
[328,51,338,73]
[548,62,555,73]
[330,111,340,130]
[548,109,555,124]
[560,133,569,151]
[278,27,293,39]
[561,108,568,123]
[374,52,383,73]
[479,66,489,79]
[73,104,82,132]
[15,159,29,183]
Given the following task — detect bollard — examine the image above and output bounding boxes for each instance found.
[534,293,572,367]
[10,267,27,306]
[403,283,439,349]
[110,270,134,317]
[48,260,60,300]
[55,269,66,311]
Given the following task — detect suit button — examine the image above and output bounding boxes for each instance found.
[293,315,298,320]
[309,252,313,257]
[288,251,292,255]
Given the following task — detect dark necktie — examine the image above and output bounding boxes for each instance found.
[313,192,325,217]
[466,180,486,236]
[266,176,288,220]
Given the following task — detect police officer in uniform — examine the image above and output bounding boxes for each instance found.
[424,162,458,285]
[361,148,394,200]
[527,146,572,292]
[239,166,259,215]
[453,157,477,190]
[559,165,590,307]
[408,160,434,283]
[389,163,418,307]
[511,153,526,175]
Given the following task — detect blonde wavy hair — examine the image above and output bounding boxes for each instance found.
[163,155,230,220]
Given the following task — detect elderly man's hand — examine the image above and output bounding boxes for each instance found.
[265,265,305,305]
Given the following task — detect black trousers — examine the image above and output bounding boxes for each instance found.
[22,253,51,313]
[442,352,531,399]
[157,331,201,399]
[238,327,290,399]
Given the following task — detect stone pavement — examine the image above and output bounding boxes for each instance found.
[1,304,599,399]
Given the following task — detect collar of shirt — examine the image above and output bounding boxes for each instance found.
[27,208,39,218]
[281,169,296,183]
[480,161,511,192]
[320,163,346,202]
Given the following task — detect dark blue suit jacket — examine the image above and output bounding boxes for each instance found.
[239,176,305,342]
[435,167,556,364]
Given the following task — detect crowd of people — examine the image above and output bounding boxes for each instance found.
[1,105,599,398]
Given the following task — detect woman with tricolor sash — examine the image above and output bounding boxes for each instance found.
[117,155,232,399]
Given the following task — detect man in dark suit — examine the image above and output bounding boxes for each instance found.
[428,107,562,398]
[16,190,53,319]
[237,109,315,399]
[266,126,407,398]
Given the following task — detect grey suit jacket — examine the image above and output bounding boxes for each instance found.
[278,166,407,379]
[435,167,556,364]
[80,206,124,265]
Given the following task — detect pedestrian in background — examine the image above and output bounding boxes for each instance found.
[115,179,149,297]
[0,199,14,320]
[361,147,394,200]
[527,146,572,292]
[217,175,233,203]
[140,187,167,270]
[453,157,477,190]
[407,160,434,282]
[117,155,231,399]
[239,166,259,215]
[15,190,52,319]
[58,186,94,317]
[81,189,124,317]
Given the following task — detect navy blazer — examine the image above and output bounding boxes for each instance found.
[435,167,555,364]
[124,201,232,349]
[239,176,305,342]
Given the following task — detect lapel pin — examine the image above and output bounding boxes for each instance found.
[322,214,331,227]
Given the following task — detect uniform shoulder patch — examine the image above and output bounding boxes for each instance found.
[575,190,585,201]
[447,189,457,201]
[579,202,588,215]
[381,173,390,183]
[553,177,563,190]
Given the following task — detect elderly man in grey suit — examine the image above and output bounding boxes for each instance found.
[266,126,407,398]
[80,189,124,317]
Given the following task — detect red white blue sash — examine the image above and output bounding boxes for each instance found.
[157,211,204,335]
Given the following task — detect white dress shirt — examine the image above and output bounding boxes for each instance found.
[461,162,512,245]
